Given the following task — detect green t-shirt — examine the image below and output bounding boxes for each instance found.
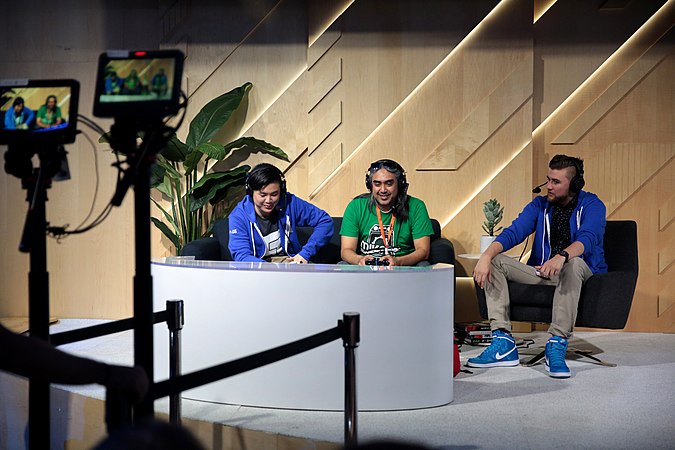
[37,105,62,126]
[340,196,433,257]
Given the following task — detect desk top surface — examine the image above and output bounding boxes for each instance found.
[154,258,454,274]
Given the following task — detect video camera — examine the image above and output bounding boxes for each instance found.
[93,49,184,119]
[0,78,79,146]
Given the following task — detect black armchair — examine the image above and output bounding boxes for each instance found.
[182,217,455,265]
[475,220,639,364]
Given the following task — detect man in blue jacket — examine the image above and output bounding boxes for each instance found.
[468,154,607,378]
[228,163,333,263]
[4,97,35,129]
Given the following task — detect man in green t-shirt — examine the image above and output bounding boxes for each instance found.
[340,159,434,266]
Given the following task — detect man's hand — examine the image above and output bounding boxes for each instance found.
[380,255,397,266]
[472,241,504,289]
[473,254,492,289]
[536,254,565,278]
[289,254,308,264]
[105,365,149,403]
[357,255,375,266]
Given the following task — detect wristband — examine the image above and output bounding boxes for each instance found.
[558,250,569,264]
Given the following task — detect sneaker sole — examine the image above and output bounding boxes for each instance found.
[545,365,570,378]
[466,359,520,368]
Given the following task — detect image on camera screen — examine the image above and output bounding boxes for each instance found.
[93,50,183,118]
[0,79,79,145]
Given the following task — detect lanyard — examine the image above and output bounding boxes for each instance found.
[376,206,395,254]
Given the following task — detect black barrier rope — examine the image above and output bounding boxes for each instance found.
[151,323,343,400]
[50,310,169,346]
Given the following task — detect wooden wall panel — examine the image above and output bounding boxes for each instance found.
[535,2,675,332]
[418,58,532,170]
[1,1,673,331]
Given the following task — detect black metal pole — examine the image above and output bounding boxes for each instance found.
[342,312,360,449]
[133,148,155,419]
[166,300,184,424]
[25,167,50,450]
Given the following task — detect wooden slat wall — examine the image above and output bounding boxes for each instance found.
[1,0,673,332]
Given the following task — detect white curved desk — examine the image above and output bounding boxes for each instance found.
[152,260,454,411]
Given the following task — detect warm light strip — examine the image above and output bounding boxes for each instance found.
[309,0,514,199]
[534,0,557,24]
[440,139,531,229]
[533,0,674,137]
[309,1,355,47]
[211,3,353,156]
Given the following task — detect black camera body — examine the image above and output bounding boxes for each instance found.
[93,49,184,119]
[0,78,79,145]
[365,257,389,266]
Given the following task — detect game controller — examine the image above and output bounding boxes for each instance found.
[365,258,389,266]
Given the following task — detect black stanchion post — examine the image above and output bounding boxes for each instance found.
[342,312,360,449]
[166,299,184,424]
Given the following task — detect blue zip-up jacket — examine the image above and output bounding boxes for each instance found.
[495,191,608,274]
[228,192,334,262]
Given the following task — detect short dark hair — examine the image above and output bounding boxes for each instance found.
[549,154,583,179]
[13,97,25,107]
[245,163,286,196]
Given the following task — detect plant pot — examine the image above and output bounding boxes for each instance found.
[480,235,496,253]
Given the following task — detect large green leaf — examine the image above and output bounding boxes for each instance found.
[150,161,166,188]
[185,82,252,150]
[151,217,181,250]
[151,197,179,232]
[161,135,190,162]
[156,176,173,198]
[207,178,248,209]
[155,156,182,180]
[222,136,289,161]
[196,142,226,161]
[189,167,250,212]
[183,150,204,174]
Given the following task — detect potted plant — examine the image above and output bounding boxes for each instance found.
[480,198,503,253]
[150,82,289,254]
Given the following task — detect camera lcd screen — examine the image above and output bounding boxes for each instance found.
[0,79,79,145]
[93,50,184,119]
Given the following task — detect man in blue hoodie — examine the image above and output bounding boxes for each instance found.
[468,155,607,378]
[228,163,333,263]
[4,97,35,130]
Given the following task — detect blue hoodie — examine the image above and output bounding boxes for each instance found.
[495,191,608,274]
[228,192,334,262]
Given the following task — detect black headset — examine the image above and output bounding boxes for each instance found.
[365,159,409,195]
[568,157,585,194]
[245,163,287,198]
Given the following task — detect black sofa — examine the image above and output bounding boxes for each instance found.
[181,217,455,265]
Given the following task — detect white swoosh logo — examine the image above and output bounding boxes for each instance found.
[496,347,516,360]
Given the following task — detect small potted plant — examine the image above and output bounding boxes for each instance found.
[480,198,504,253]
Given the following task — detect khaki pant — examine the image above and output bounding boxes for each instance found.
[485,254,593,338]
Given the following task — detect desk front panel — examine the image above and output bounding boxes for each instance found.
[152,261,454,411]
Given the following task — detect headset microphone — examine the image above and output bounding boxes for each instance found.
[532,181,547,194]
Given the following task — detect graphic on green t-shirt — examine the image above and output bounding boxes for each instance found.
[340,196,433,257]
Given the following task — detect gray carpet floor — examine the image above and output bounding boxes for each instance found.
[31,321,675,449]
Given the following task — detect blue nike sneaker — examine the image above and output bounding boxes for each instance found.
[466,329,519,368]
[545,335,570,378]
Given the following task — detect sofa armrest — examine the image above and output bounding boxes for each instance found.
[428,237,455,265]
[181,237,221,261]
